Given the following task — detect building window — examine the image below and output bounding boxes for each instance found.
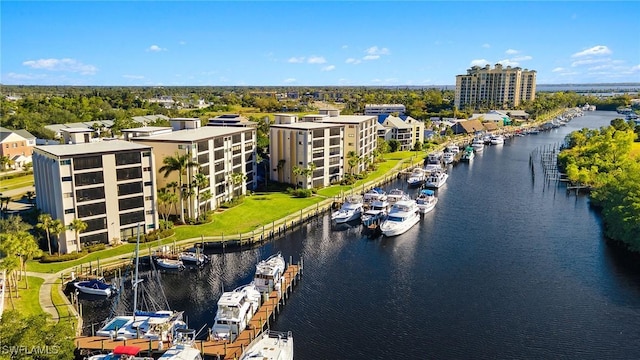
[60,159,71,165]
[64,208,75,214]
[120,210,145,225]
[73,156,103,170]
[115,152,141,166]
[80,232,108,245]
[84,217,107,233]
[77,202,107,217]
[144,181,152,186]
[63,192,73,198]
[145,196,152,201]
[119,196,144,211]
[118,182,143,196]
[76,187,105,202]
[142,152,151,157]
[75,171,104,186]
[62,176,72,182]
[116,167,142,181]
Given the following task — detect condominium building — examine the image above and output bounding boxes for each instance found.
[364,104,406,116]
[33,129,157,254]
[129,118,256,219]
[270,114,344,189]
[377,115,425,151]
[311,109,378,174]
[455,64,536,110]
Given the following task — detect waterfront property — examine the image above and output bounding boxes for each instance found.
[129,118,257,216]
[269,114,344,189]
[376,115,425,151]
[455,63,536,109]
[33,129,158,253]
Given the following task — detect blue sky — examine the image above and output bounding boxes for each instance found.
[2,1,639,86]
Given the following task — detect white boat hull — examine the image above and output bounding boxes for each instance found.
[380,214,420,237]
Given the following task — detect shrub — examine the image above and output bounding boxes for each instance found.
[40,252,85,263]
[85,243,106,253]
[291,189,312,198]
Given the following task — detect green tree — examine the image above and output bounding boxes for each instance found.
[159,153,199,224]
[157,187,178,222]
[229,171,246,197]
[347,151,361,175]
[0,310,75,360]
[68,218,87,253]
[36,213,54,255]
[388,139,400,152]
[192,172,210,217]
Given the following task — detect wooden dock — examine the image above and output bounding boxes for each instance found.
[75,262,302,359]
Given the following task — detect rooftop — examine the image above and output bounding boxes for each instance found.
[132,126,251,142]
[35,139,151,157]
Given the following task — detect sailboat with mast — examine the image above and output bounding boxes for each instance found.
[95,224,186,342]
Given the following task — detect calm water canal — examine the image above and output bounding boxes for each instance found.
[81,111,640,359]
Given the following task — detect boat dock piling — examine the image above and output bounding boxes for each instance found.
[74,258,303,359]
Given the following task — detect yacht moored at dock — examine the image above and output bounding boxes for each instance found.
[363,188,387,204]
[253,253,286,294]
[379,199,420,237]
[424,169,449,189]
[239,330,294,360]
[415,189,438,214]
[331,195,364,223]
[361,199,389,226]
[387,188,407,204]
[406,167,427,187]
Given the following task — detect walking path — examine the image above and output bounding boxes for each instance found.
[26,271,62,321]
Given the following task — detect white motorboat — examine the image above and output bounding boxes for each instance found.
[158,328,203,360]
[490,135,505,145]
[406,167,427,187]
[331,195,364,223]
[73,278,115,297]
[415,189,438,214]
[156,258,185,271]
[253,252,286,294]
[461,147,475,162]
[361,199,389,226]
[427,151,444,164]
[211,289,255,341]
[442,152,455,165]
[234,283,262,319]
[142,311,187,342]
[472,138,484,152]
[363,188,387,204]
[424,163,443,174]
[424,169,448,188]
[379,199,420,237]
[178,250,209,266]
[446,144,460,154]
[387,188,407,204]
[239,330,294,360]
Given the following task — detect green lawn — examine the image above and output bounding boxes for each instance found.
[0,173,34,192]
[174,192,323,239]
[5,276,44,317]
[51,278,74,321]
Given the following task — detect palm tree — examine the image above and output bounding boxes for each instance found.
[256,153,268,189]
[291,166,303,189]
[159,153,199,224]
[49,219,64,254]
[347,151,361,175]
[193,172,209,217]
[200,190,213,213]
[68,218,87,253]
[36,214,54,255]
[157,187,178,222]
[301,162,316,189]
[229,172,246,197]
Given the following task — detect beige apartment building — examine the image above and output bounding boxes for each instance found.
[455,64,536,110]
[270,114,344,189]
[33,129,158,254]
[310,109,378,174]
[129,118,257,219]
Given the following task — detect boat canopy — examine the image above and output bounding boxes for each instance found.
[420,189,435,196]
[113,345,141,355]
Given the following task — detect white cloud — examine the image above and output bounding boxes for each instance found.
[288,57,305,63]
[482,43,491,48]
[470,59,490,67]
[341,45,348,49]
[123,74,144,79]
[512,55,532,61]
[505,49,519,55]
[572,45,611,58]
[552,67,565,73]
[365,46,390,56]
[363,55,380,61]
[631,64,640,72]
[283,78,297,83]
[147,45,167,52]
[22,58,97,75]
[5,72,47,80]
[179,41,186,45]
[345,58,361,65]
[321,65,335,72]
[571,58,609,67]
[497,59,519,67]
[307,56,326,64]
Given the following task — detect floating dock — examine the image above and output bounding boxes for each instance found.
[75,261,303,359]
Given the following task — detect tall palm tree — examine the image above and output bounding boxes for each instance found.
[68,218,87,253]
[292,166,303,189]
[49,219,64,254]
[193,172,209,217]
[157,187,178,222]
[347,151,361,175]
[36,214,54,255]
[277,159,286,182]
[229,172,246,197]
[159,153,199,224]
